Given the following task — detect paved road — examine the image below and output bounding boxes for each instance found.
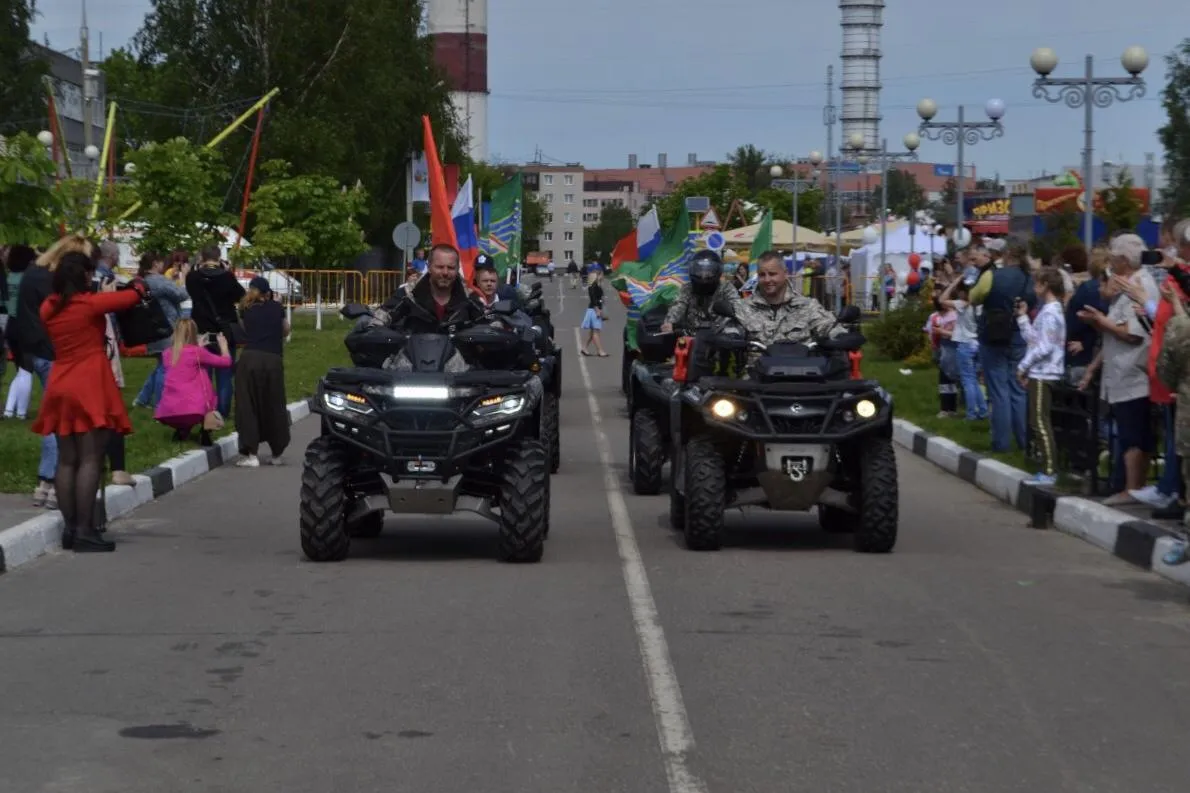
[1,279,1188,793]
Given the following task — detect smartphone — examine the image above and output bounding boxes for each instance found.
[1140,249,1165,266]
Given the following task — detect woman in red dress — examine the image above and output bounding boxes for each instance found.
[32,251,147,553]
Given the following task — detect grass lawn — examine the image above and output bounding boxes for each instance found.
[861,354,1031,473]
[0,313,349,495]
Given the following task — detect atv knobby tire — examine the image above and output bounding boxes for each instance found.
[497,440,549,563]
[668,465,686,531]
[630,408,665,495]
[299,436,352,562]
[682,436,726,551]
[542,393,561,474]
[621,343,633,396]
[853,437,899,553]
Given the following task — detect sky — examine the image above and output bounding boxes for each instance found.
[30,0,1190,180]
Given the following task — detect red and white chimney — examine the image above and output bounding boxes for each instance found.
[426,0,489,162]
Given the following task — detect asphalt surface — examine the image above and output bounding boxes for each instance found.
[2,278,1189,793]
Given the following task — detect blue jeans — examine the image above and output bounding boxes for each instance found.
[956,342,987,419]
[210,344,235,418]
[136,356,166,408]
[980,343,1027,452]
[32,357,58,481]
[1159,403,1181,497]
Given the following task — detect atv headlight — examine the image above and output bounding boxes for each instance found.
[710,398,737,419]
[323,390,373,415]
[469,394,527,423]
[855,399,877,419]
[386,385,451,400]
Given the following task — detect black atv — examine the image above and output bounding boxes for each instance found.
[667,304,898,554]
[300,299,551,564]
[627,304,679,495]
[520,288,562,474]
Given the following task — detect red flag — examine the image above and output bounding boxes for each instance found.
[422,116,458,251]
[610,230,637,271]
[444,164,460,208]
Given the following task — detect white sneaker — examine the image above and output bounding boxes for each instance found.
[1129,485,1176,509]
[236,454,261,468]
[268,456,285,466]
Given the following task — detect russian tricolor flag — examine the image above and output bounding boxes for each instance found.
[451,174,479,284]
[610,206,662,270]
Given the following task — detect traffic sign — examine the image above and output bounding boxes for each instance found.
[700,207,721,229]
[392,222,421,252]
[704,231,725,252]
[685,196,710,213]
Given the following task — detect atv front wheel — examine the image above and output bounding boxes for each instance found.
[630,408,665,495]
[682,436,726,551]
[299,436,352,562]
[497,440,549,563]
[853,437,899,553]
[542,393,561,474]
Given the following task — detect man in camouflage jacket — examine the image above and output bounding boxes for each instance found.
[660,279,743,333]
[738,252,847,346]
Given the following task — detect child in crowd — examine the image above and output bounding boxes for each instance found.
[154,319,232,446]
[925,284,958,417]
[1016,268,1067,486]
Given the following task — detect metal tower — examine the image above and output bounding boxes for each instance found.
[426,0,489,162]
[839,0,883,153]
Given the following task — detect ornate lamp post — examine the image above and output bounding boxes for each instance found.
[851,132,921,313]
[770,150,824,254]
[1030,46,1148,247]
[916,98,1005,246]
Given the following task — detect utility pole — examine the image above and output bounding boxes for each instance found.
[823,65,836,238]
[80,1,92,153]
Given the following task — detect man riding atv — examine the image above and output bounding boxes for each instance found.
[738,250,849,347]
[666,248,897,554]
[660,250,743,335]
[369,244,487,333]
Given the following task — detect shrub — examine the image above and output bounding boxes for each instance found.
[865,299,933,360]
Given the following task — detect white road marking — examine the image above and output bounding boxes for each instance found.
[574,327,708,793]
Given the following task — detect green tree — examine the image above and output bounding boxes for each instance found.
[0,2,48,132]
[1101,170,1144,234]
[107,0,459,247]
[655,164,747,229]
[870,169,926,219]
[236,159,368,268]
[583,204,633,264]
[1029,206,1082,261]
[1159,39,1190,216]
[124,137,234,253]
[728,144,772,193]
[752,186,825,231]
[0,132,63,245]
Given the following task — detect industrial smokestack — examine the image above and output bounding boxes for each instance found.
[839,0,883,153]
[426,0,489,162]
[629,153,638,169]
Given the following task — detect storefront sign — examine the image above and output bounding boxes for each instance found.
[1034,187,1151,214]
[964,196,1010,221]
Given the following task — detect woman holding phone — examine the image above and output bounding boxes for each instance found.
[154,319,232,446]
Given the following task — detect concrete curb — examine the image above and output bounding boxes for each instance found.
[0,398,313,575]
[892,417,1190,589]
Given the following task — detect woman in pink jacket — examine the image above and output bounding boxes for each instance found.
[154,318,232,446]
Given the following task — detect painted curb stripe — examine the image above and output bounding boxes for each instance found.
[0,398,313,575]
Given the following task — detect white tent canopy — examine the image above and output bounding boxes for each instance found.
[849,224,945,304]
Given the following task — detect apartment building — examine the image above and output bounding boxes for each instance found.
[521,164,584,263]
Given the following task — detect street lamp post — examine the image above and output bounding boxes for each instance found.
[916,98,1006,248]
[858,132,921,314]
[1029,47,1148,247]
[770,150,824,255]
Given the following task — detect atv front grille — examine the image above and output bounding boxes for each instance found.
[768,415,826,435]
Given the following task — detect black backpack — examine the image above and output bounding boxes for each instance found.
[983,269,1032,345]
[114,280,172,347]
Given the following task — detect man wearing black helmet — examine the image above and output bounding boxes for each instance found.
[737,250,848,345]
[660,250,742,333]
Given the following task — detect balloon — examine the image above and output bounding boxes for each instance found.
[908,253,921,269]
[906,271,921,287]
